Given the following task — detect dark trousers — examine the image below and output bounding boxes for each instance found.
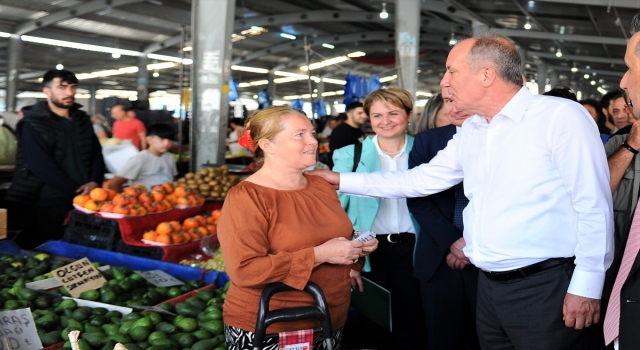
[477,262,604,350]
[8,201,70,250]
[420,261,480,350]
[362,238,425,349]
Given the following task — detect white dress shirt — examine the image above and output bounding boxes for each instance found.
[340,87,614,299]
[370,135,415,234]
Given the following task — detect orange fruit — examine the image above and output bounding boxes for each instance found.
[150,190,165,202]
[171,232,183,244]
[169,221,182,231]
[195,226,209,236]
[113,205,130,215]
[104,188,117,200]
[176,196,190,205]
[73,194,91,207]
[194,215,207,226]
[163,183,174,194]
[99,203,115,213]
[189,229,202,240]
[134,184,148,193]
[156,233,172,245]
[112,194,130,206]
[138,192,153,203]
[152,185,166,193]
[143,231,158,241]
[156,222,173,235]
[174,186,188,197]
[143,202,157,212]
[183,218,200,230]
[90,188,108,201]
[211,210,221,221]
[205,224,216,235]
[123,187,138,198]
[84,199,99,211]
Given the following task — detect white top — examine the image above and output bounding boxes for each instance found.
[370,135,415,234]
[322,126,333,138]
[340,87,614,299]
[117,150,178,189]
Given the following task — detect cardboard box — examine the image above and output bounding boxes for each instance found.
[0,208,6,240]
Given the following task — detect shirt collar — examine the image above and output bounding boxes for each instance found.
[372,134,408,159]
[468,86,533,125]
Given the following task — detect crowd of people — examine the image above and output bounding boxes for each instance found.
[217,11,640,350]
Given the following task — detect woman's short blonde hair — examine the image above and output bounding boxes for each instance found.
[245,105,306,161]
[363,87,414,117]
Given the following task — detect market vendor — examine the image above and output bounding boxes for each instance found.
[108,123,177,193]
[5,69,105,249]
[217,105,378,350]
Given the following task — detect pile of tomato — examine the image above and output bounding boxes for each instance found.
[141,210,221,245]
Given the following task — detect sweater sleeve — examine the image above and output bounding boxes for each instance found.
[20,122,80,195]
[217,186,315,290]
[88,132,106,184]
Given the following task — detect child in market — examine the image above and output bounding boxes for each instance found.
[108,123,178,193]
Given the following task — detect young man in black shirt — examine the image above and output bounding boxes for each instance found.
[329,101,367,168]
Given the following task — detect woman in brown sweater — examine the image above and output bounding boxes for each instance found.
[218,106,378,350]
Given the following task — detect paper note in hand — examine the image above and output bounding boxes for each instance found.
[353,231,376,242]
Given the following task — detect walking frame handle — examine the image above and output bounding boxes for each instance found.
[253,281,334,350]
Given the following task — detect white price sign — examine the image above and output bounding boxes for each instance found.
[135,270,183,287]
[0,308,43,350]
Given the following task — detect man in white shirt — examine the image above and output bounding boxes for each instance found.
[311,35,613,349]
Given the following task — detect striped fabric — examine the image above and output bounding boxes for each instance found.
[604,203,640,345]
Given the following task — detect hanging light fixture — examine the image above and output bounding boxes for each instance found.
[449,32,457,46]
[524,16,532,30]
[153,70,159,77]
[380,2,389,19]
[56,63,64,70]
[571,62,578,73]
[555,48,562,57]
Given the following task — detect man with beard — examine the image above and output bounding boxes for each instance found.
[5,69,105,249]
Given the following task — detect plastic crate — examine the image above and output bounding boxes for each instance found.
[63,211,120,250]
[116,239,164,260]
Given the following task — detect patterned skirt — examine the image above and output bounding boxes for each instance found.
[224,324,344,350]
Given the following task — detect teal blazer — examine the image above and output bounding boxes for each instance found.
[333,135,420,270]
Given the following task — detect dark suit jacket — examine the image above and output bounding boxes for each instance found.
[603,204,640,349]
[407,124,462,282]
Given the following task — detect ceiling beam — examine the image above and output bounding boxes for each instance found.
[143,36,183,54]
[535,0,640,8]
[234,10,469,33]
[548,65,624,77]
[15,0,146,36]
[493,28,627,46]
[420,1,474,21]
[527,51,624,65]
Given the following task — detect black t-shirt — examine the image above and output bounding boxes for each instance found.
[328,123,363,168]
[329,123,364,153]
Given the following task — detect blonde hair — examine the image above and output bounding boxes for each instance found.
[363,87,414,117]
[245,105,306,161]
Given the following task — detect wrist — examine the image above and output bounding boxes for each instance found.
[313,246,325,265]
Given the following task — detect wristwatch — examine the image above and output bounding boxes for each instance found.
[622,142,639,155]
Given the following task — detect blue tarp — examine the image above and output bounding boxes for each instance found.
[258,88,272,109]
[0,240,28,255]
[291,98,304,110]
[229,77,239,102]
[37,240,229,287]
[313,99,327,117]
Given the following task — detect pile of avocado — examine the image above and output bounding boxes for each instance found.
[47,266,206,307]
[0,253,67,284]
[67,285,228,350]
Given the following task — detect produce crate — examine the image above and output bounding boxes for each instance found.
[37,240,229,287]
[116,239,164,260]
[63,211,120,250]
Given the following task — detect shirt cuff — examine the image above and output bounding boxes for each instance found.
[282,247,315,290]
[567,267,605,299]
[339,172,363,195]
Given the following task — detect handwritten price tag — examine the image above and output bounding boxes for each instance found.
[135,270,183,287]
[353,231,376,242]
[52,258,107,298]
[0,308,43,350]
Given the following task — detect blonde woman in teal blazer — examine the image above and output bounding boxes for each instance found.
[332,87,424,348]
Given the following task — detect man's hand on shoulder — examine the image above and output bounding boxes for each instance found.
[562,293,600,330]
[626,118,640,150]
[306,170,340,189]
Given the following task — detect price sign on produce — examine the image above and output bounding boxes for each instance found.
[0,308,43,350]
[52,258,107,298]
[135,270,184,287]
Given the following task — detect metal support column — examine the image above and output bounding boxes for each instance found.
[190,0,235,170]
[137,55,149,103]
[267,70,276,101]
[396,0,421,101]
[537,62,548,94]
[88,85,97,116]
[549,69,559,88]
[7,35,23,112]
